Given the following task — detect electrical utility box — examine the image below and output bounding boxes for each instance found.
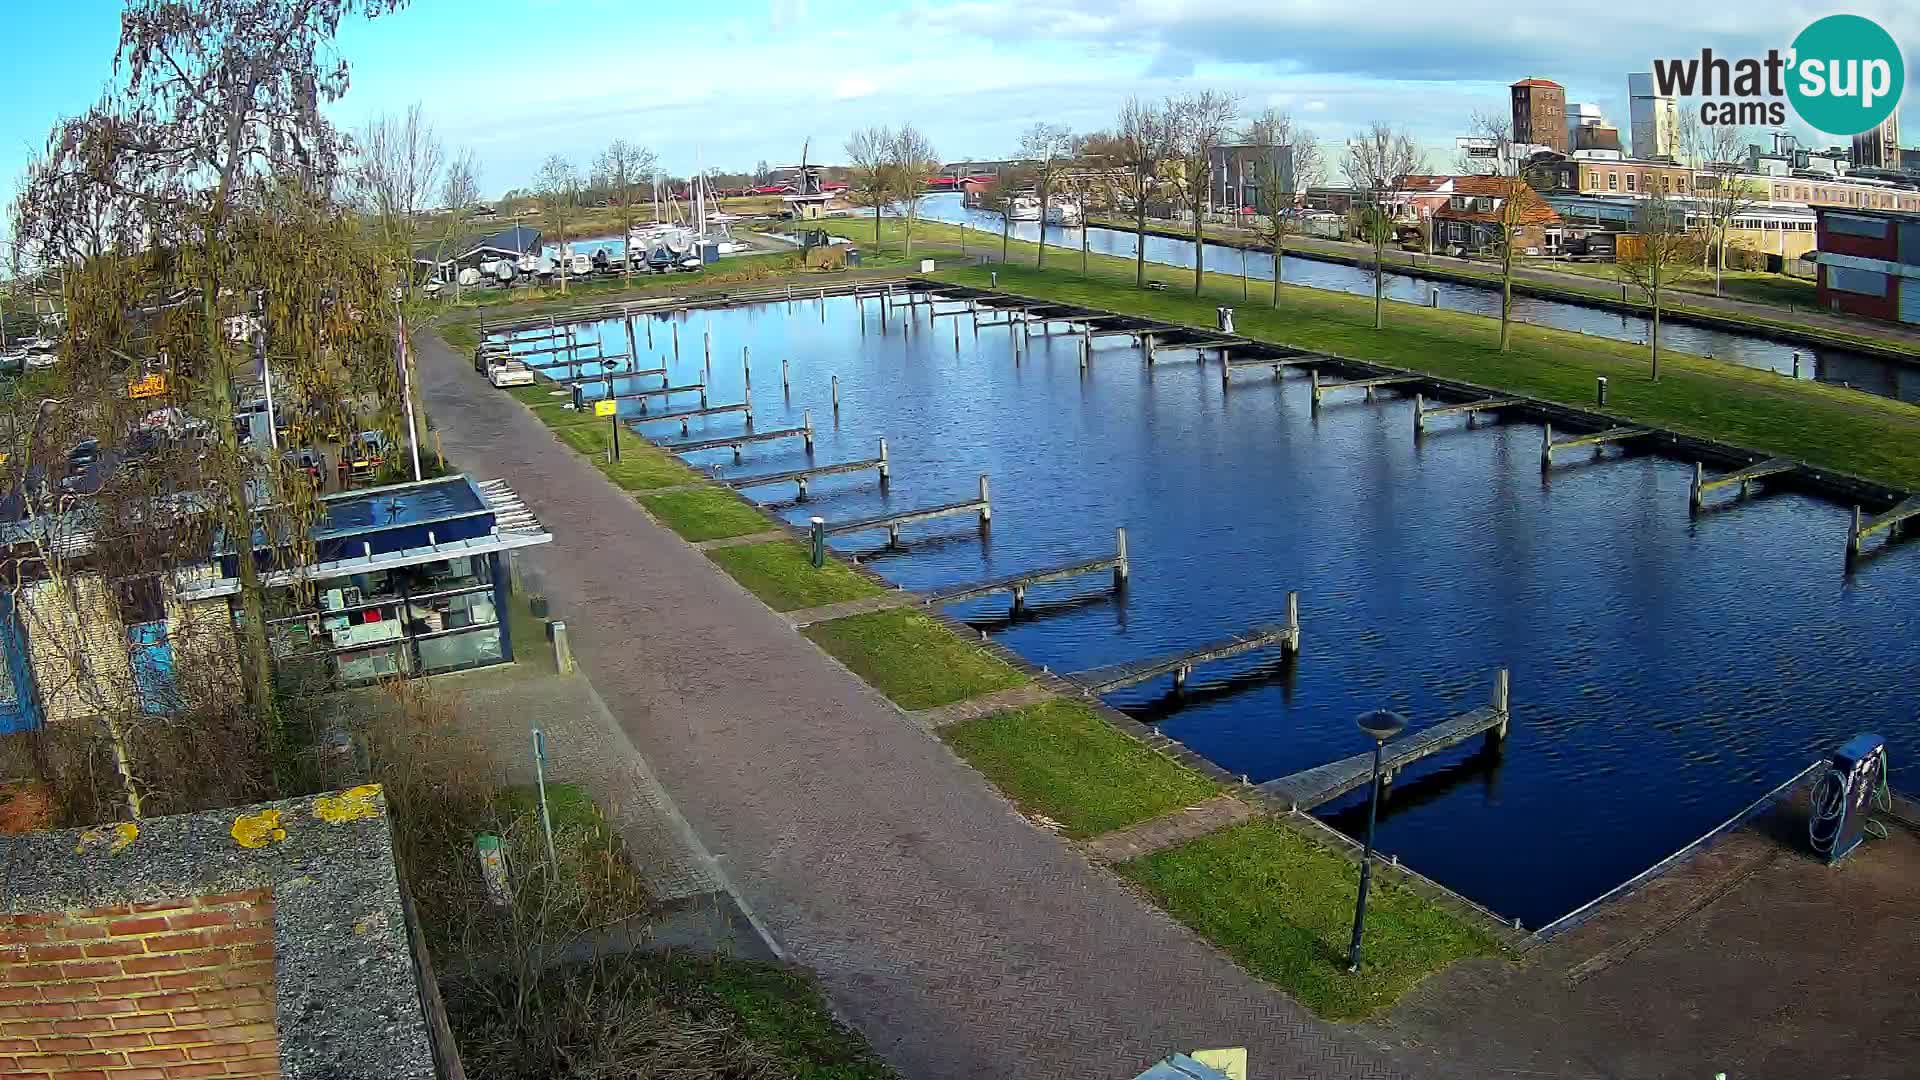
[1819,734,1888,865]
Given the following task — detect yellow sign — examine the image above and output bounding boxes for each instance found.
[594,399,617,417]
[128,373,168,399]
[1191,1049,1247,1080]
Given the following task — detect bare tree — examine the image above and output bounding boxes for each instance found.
[440,148,480,301]
[1682,116,1762,295]
[1343,123,1424,329]
[1616,185,1703,380]
[1018,122,1075,269]
[1166,91,1240,295]
[1243,108,1323,305]
[353,103,445,266]
[976,162,1037,264]
[594,139,658,278]
[535,154,579,294]
[844,125,894,245]
[1113,97,1170,289]
[6,0,409,732]
[1456,110,1538,351]
[889,125,940,259]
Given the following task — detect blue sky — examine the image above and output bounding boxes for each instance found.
[3,0,1917,208]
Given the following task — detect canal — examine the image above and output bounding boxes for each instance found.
[911,193,1920,406]
[507,293,1920,930]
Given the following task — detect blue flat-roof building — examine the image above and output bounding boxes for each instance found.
[0,474,552,731]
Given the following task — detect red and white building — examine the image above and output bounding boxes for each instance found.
[1814,207,1920,324]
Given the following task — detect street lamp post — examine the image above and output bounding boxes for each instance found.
[1348,709,1407,973]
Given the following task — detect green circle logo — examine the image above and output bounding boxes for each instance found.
[1787,15,1905,136]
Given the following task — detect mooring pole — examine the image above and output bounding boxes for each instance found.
[743,346,751,391]
[1413,393,1425,435]
[1690,462,1705,513]
[1285,591,1301,652]
[877,439,889,486]
[977,473,991,527]
[803,410,814,452]
[1114,526,1129,584]
[810,517,826,568]
[672,320,679,359]
[831,375,840,414]
[1540,423,1555,472]
[782,357,790,394]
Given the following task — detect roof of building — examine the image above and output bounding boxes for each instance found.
[1813,205,1920,223]
[1512,77,1564,89]
[0,788,440,1080]
[1435,176,1563,225]
[413,224,543,264]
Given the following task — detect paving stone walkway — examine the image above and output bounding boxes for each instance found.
[416,330,1425,1080]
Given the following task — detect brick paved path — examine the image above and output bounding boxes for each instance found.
[416,331,1426,1080]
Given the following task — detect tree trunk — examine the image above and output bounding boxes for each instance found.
[1192,201,1205,296]
[103,712,144,819]
[1037,187,1048,269]
[1001,211,1010,262]
[904,210,914,259]
[1134,183,1148,289]
[1650,289,1662,381]
[1372,236,1385,329]
[1272,236,1283,306]
[1081,202,1088,275]
[874,203,882,245]
[202,267,279,734]
[1499,246,1514,352]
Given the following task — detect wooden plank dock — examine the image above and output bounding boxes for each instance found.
[1221,350,1323,384]
[821,475,991,547]
[657,413,813,459]
[1413,394,1524,433]
[1310,371,1419,405]
[1258,669,1511,811]
[609,382,710,410]
[551,365,663,387]
[1849,494,1920,556]
[1539,423,1655,469]
[724,442,889,499]
[921,528,1130,611]
[1691,457,1796,511]
[1065,601,1300,695]
[629,401,753,435]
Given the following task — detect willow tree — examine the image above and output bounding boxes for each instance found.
[11,0,407,739]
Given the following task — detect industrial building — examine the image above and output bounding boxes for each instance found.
[1815,207,1920,324]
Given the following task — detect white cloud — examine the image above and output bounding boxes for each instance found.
[833,76,879,100]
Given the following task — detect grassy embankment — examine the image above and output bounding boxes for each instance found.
[1082,212,1917,361]
[826,216,1920,490]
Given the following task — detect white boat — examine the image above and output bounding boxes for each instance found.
[1045,201,1083,226]
[1008,195,1041,221]
[567,252,593,277]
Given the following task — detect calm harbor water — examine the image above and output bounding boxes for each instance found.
[503,295,1920,929]
[913,193,1920,405]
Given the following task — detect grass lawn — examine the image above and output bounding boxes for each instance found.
[827,217,1920,490]
[552,420,703,491]
[803,608,1027,710]
[708,539,883,611]
[1118,818,1499,1021]
[639,487,774,542]
[675,956,898,1080]
[942,698,1219,837]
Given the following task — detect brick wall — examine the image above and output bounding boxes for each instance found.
[0,890,279,1079]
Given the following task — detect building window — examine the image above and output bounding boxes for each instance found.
[272,555,503,685]
[1626,174,1636,192]
[1608,173,1618,191]
[1828,266,1889,296]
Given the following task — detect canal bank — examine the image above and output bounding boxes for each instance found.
[1082,212,1920,365]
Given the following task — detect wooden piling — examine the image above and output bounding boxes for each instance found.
[831,375,840,413]
[743,346,751,392]
[782,357,790,393]
[1690,462,1704,512]
[1491,667,1511,739]
[1850,505,1863,556]
[878,439,890,485]
[1309,368,1321,408]
[623,307,637,360]
[1413,393,1425,435]
[1115,527,1129,584]
[672,321,679,359]
[1539,423,1554,471]
[1284,591,1300,653]
[978,474,991,527]
[803,410,814,451]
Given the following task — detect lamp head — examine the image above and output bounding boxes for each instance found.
[1356,709,1408,743]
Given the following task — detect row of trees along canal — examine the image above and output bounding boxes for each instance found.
[2,0,447,822]
[891,90,1769,382]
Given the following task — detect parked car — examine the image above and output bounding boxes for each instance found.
[285,447,325,488]
[339,430,389,488]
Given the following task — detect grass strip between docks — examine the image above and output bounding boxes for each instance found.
[1117,818,1500,1022]
[826,218,1920,491]
[638,488,776,542]
[942,698,1218,838]
[708,540,883,611]
[802,608,1027,711]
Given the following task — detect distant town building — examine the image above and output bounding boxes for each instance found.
[1208,143,1295,212]
[1511,78,1568,154]
[1431,175,1564,255]
[1566,102,1604,148]
[1814,207,1920,323]
[1574,125,1622,154]
[1851,116,1901,169]
[1628,73,1679,160]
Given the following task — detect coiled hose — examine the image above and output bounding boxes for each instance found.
[1809,747,1892,856]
